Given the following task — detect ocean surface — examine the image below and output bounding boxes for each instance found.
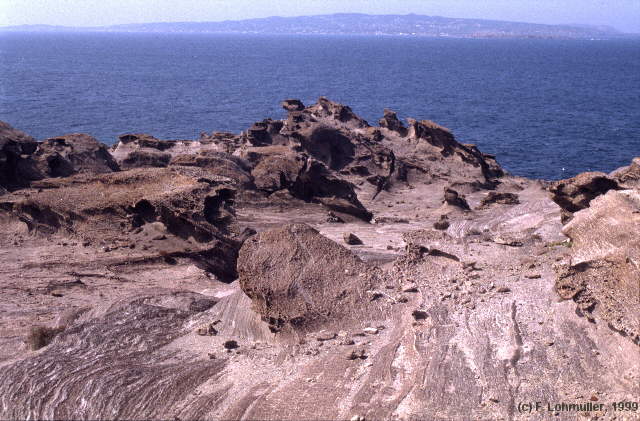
[1,32,639,179]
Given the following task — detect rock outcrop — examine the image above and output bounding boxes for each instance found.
[1,100,637,421]
[0,121,41,190]
[556,189,640,344]
[1,123,119,190]
[34,134,120,177]
[611,156,640,189]
[0,166,240,280]
[549,171,619,223]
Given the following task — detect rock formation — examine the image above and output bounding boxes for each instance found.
[0,121,41,190]
[610,156,640,189]
[549,171,620,223]
[556,189,640,344]
[238,224,381,333]
[0,100,637,420]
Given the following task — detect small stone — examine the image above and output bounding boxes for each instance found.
[316,331,337,341]
[363,327,379,335]
[412,310,428,320]
[102,246,111,252]
[340,338,355,346]
[196,323,218,336]
[403,284,418,293]
[346,349,367,360]
[396,295,409,303]
[343,233,363,245]
[326,212,344,223]
[497,287,511,293]
[525,272,542,279]
[590,395,599,401]
[493,236,523,246]
[433,215,450,230]
[152,234,167,241]
[350,415,365,421]
[207,353,216,359]
[223,340,239,350]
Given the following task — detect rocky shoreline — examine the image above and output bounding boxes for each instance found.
[0,98,638,420]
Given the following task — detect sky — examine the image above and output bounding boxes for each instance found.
[1,0,640,33]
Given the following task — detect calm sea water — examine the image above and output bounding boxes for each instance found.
[1,32,639,179]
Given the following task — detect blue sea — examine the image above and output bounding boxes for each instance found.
[1,32,639,179]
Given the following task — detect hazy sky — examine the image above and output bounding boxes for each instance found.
[2,0,640,32]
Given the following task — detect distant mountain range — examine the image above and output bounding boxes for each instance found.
[1,13,635,39]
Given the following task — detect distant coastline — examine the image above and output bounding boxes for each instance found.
[2,13,638,39]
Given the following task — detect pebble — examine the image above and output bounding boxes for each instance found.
[196,323,218,336]
[346,349,367,360]
[412,310,428,320]
[402,284,418,293]
[363,327,379,335]
[223,340,239,350]
[316,331,337,341]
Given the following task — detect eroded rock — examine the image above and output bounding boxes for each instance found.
[550,171,619,223]
[237,224,381,333]
[0,121,44,190]
[443,187,471,210]
[556,189,640,344]
[34,134,119,177]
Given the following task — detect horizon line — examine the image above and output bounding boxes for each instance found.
[0,12,631,34]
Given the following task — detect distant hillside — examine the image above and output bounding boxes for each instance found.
[0,13,629,39]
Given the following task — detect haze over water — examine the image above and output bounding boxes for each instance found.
[1,32,639,179]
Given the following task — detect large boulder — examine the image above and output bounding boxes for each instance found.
[555,189,640,344]
[549,171,620,223]
[237,224,380,333]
